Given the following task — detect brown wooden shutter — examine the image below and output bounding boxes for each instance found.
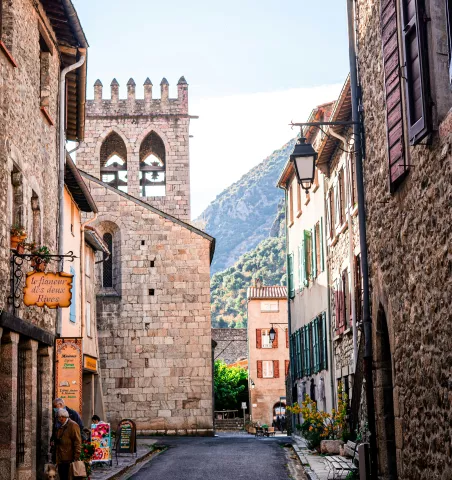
[257,360,263,378]
[400,0,431,145]
[381,0,408,190]
[285,328,289,348]
[273,360,279,378]
[256,329,262,349]
[272,328,278,348]
[285,360,290,376]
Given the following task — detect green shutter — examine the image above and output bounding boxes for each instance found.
[296,330,301,379]
[320,217,325,272]
[312,227,317,279]
[303,231,310,287]
[304,325,311,376]
[298,244,303,290]
[313,318,319,373]
[288,253,295,298]
[322,312,328,370]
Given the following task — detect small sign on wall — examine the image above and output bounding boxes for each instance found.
[23,271,73,308]
[83,355,98,372]
[55,338,82,414]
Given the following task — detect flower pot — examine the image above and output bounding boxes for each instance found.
[11,234,27,250]
[37,262,47,272]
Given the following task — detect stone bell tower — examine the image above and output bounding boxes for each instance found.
[76,76,191,221]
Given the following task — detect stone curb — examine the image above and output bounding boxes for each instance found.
[292,442,319,480]
[96,446,166,480]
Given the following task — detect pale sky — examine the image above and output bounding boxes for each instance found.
[73,0,349,218]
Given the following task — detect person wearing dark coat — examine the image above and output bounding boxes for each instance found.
[53,398,84,431]
[55,409,81,480]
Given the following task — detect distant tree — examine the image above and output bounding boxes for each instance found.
[218,318,228,328]
[214,360,248,411]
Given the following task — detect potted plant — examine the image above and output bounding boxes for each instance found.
[10,225,27,250]
[31,245,51,272]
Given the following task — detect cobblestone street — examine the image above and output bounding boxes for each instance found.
[127,434,306,480]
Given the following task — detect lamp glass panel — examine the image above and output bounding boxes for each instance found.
[294,155,315,181]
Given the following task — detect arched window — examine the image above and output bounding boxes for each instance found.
[103,233,113,288]
[139,131,166,197]
[100,132,128,193]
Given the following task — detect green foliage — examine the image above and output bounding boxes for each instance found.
[211,235,286,328]
[214,360,248,411]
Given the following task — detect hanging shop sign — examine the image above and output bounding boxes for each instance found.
[116,419,137,455]
[55,338,82,414]
[23,271,73,308]
[83,355,98,372]
[91,422,112,463]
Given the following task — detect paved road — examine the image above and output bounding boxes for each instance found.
[128,434,294,480]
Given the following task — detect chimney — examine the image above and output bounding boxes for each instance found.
[160,77,169,103]
[110,78,119,103]
[94,79,103,103]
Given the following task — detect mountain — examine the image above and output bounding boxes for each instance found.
[210,200,286,328]
[196,138,296,275]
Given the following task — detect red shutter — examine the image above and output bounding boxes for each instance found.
[256,329,262,349]
[381,0,408,190]
[272,328,278,349]
[273,360,279,378]
[285,328,289,348]
[400,0,431,145]
[257,360,263,378]
[285,360,290,376]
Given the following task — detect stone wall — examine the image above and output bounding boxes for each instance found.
[82,174,214,435]
[356,1,452,478]
[76,78,191,221]
[211,328,247,365]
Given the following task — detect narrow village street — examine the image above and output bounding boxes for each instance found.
[128,434,305,480]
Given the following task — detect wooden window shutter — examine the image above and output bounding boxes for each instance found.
[326,191,332,240]
[311,227,317,279]
[334,182,340,228]
[273,360,280,378]
[381,0,408,190]
[286,328,289,348]
[285,360,290,377]
[297,330,302,378]
[272,328,279,348]
[256,329,262,349]
[257,360,263,378]
[400,0,431,145]
[290,334,295,378]
[303,231,310,286]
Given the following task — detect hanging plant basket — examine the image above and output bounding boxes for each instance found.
[11,234,27,250]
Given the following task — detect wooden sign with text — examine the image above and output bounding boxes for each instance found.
[55,338,82,414]
[23,271,73,308]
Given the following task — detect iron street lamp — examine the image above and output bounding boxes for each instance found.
[269,326,276,343]
[290,136,318,194]
[250,379,255,389]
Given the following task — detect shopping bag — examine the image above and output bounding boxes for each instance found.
[70,460,86,478]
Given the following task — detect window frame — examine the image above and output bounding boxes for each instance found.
[262,360,274,378]
[261,329,272,349]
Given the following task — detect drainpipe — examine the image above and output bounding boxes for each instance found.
[57,55,86,336]
[346,0,378,477]
[80,213,97,338]
[328,128,358,368]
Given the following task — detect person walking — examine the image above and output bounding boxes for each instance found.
[53,398,84,431]
[55,408,81,480]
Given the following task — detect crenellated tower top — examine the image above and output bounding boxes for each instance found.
[87,76,189,116]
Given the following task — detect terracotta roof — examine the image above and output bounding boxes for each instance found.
[247,286,287,300]
[65,154,97,212]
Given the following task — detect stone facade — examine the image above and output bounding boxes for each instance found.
[355,1,452,478]
[0,1,88,478]
[76,86,215,433]
[211,328,247,365]
[76,78,191,221]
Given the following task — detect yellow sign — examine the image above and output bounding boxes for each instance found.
[55,338,82,414]
[23,271,73,308]
[84,355,98,372]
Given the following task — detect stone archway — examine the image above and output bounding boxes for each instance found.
[374,305,398,480]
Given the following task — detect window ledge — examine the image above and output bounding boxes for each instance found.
[296,209,302,218]
[331,234,339,247]
[339,222,348,235]
[313,184,319,193]
[0,41,18,67]
[344,327,352,335]
[288,220,294,228]
[97,288,121,298]
[40,107,55,126]
[351,204,359,217]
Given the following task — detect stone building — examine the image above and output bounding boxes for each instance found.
[315,77,364,434]
[0,1,88,478]
[247,285,288,425]
[354,1,452,478]
[211,328,247,365]
[76,79,215,435]
[278,102,335,417]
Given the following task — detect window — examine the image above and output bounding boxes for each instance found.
[263,360,274,378]
[338,169,346,225]
[139,131,166,197]
[334,182,341,228]
[348,154,357,207]
[285,360,290,377]
[85,247,91,276]
[100,132,128,193]
[329,188,335,238]
[314,222,321,276]
[400,0,431,144]
[31,192,41,245]
[103,233,113,288]
[261,301,278,312]
[11,169,23,227]
[86,301,91,337]
[69,266,76,322]
[304,230,312,283]
[261,329,272,348]
[335,271,348,334]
